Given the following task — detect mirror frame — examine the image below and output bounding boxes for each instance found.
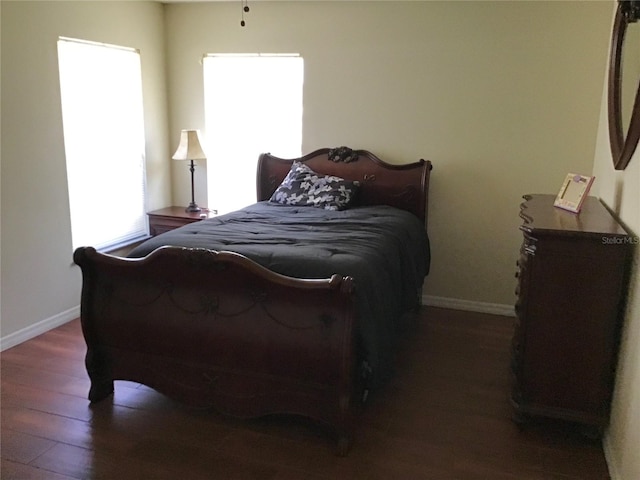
[608,0,640,170]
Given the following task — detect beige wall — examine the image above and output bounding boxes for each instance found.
[0,0,614,336]
[0,1,171,344]
[592,7,640,479]
[2,1,638,477]
[165,0,612,308]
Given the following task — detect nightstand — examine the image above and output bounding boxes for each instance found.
[147,206,217,237]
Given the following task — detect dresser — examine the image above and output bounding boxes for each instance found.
[511,194,632,435]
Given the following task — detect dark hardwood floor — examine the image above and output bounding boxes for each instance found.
[1,307,610,479]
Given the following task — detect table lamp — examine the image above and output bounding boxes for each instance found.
[172,129,207,213]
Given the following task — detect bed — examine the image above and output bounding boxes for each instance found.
[73,147,432,454]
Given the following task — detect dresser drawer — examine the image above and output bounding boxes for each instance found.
[149,216,200,236]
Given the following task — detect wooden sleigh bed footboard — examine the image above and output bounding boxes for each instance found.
[74,147,432,455]
[73,246,357,454]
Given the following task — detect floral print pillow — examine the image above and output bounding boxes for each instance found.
[269,162,360,211]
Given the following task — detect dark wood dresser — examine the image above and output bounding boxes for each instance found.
[511,194,633,435]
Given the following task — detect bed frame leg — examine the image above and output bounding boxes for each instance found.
[89,379,114,403]
[85,348,114,403]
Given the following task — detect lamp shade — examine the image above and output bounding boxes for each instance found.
[172,129,207,161]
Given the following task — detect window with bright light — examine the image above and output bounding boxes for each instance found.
[57,37,147,252]
[203,54,303,214]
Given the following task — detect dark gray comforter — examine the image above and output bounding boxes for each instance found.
[129,201,430,388]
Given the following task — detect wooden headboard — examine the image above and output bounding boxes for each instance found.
[256,148,433,229]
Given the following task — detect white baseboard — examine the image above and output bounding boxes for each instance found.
[0,305,80,352]
[423,295,515,317]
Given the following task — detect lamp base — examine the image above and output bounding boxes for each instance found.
[185,203,201,213]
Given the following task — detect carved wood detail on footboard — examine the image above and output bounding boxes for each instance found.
[74,246,357,454]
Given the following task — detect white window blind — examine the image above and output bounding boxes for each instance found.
[57,37,147,251]
[203,54,303,214]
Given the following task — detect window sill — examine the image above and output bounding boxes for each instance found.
[100,235,150,257]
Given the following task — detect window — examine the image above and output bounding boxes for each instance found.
[57,37,147,251]
[203,54,303,214]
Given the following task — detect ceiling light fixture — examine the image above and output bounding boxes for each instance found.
[240,0,250,27]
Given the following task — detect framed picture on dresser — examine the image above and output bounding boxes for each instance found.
[553,173,595,213]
